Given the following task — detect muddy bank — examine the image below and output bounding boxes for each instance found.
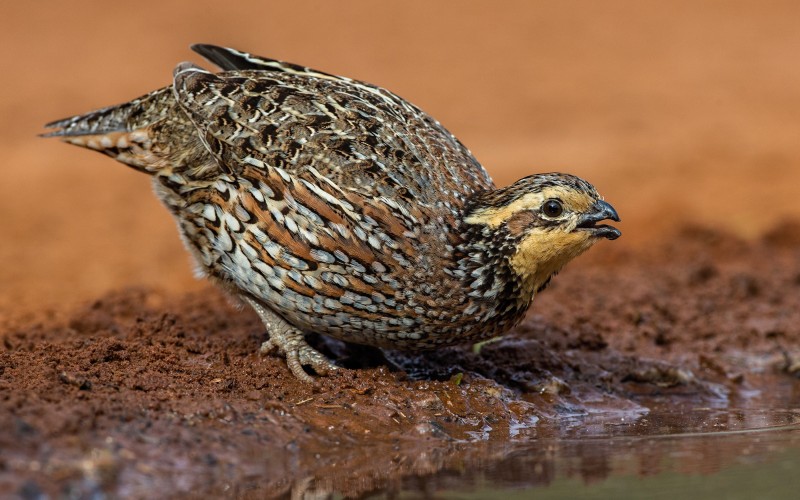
[1,224,799,497]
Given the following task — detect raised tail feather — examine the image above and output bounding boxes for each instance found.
[43,86,175,173]
[191,43,338,79]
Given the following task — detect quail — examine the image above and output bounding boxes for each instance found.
[44,44,621,382]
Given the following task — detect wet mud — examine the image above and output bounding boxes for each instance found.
[2,224,799,497]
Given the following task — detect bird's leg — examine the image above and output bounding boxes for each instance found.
[244,298,337,383]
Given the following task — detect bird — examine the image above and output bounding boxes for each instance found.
[44,44,621,383]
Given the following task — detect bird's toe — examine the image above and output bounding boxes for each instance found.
[260,327,337,383]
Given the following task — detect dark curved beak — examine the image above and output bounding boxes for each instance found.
[575,200,621,240]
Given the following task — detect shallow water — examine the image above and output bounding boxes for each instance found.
[387,407,800,499]
[263,383,800,500]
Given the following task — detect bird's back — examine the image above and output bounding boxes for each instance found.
[174,65,495,220]
[47,46,495,218]
[187,44,495,207]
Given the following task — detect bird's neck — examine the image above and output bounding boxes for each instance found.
[454,223,540,326]
[455,221,596,324]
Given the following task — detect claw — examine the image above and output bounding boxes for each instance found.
[286,351,316,384]
[247,298,337,383]
[298,343,337,376]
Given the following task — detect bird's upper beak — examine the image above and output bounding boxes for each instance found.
[575,200,621,240]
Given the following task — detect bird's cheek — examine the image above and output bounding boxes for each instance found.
[505,210,539,238]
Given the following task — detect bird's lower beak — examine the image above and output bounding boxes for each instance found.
[575,200,621,240]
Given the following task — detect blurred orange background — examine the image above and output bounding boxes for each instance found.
[2,0,799,315]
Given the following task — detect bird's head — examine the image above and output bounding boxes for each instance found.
[462,173,620,300]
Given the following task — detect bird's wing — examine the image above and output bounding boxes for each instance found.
[171,58,493,209]
[173,63,438,302]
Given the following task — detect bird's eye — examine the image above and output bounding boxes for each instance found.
[542,199,563,218]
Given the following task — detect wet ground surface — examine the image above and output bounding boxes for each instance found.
[2,225,799,497]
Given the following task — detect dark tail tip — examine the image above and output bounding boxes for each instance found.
[191,43,254,71]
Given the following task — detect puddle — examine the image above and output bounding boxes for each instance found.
[267,369,800,498]
[431,433,800,499]
[289,407,800,499]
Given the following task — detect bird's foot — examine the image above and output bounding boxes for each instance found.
[259,330,337,383]
[245,298,337,383]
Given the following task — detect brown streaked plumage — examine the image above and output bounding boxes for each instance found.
[44,44,621,383]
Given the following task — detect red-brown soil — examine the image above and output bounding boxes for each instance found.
[2,1,800,498]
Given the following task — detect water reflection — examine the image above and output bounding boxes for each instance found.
[270,407,800,499]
